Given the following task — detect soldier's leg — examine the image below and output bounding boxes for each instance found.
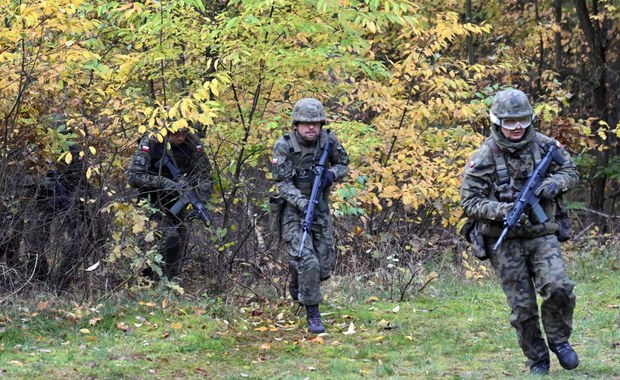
[161,219,186,279]
[528,235,576,343]
[313,216,335,282]
[288,259,299,301]
[488,238,550,365]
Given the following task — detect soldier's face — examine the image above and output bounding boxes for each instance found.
[500,125,526,141]
[296,122,321,141]
[169,130,187,145]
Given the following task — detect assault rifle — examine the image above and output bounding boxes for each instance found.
[493,142,564,251]
[158,154,222,245]
[298,141,332,257]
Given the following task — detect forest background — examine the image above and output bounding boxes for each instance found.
[1,0,619,300]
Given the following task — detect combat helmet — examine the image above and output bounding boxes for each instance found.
[292,98,326,125]
[489,89,534,126]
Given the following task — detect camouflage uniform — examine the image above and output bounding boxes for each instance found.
[460,90,579,370]
[272,127,349,306]
[126,132,213,279]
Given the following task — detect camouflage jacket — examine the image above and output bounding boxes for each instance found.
[126,133,213,210]
[460,126,579,238]
[271,128,349,214]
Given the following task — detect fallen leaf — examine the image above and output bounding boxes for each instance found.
[9,360,23,366]
[260,342,271,350]
[79,328,91,334]
[365,296,380,303]
[85,261,100,271]
[342,322,356,335]
[392,305,400,313]
[254,326,268,332]
[89,317,102,326]
[171,322,183,329]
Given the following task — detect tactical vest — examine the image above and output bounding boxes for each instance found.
[487,137,543,203]
[283,130,331,197]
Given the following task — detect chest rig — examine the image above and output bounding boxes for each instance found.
[487,137,544,203]
[283,130,330,197]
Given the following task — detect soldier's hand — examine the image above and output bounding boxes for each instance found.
[535,180,559,199]
[159,177,179,192]
[321,170,335,190]
[497,202,514,219]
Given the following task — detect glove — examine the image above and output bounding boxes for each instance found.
[496,202,514,220]
[159,177,178,192]
[535,180,559,199]
[322,170,335,190]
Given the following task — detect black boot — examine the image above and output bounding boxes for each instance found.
[529,361,550,375]
[305,305,325,334]
[549,341,579,370]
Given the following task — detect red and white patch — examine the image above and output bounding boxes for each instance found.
[272,158,279,165]
[556,141,563,149]
[196,144,204,152]
[141,145,150,152]
[468,160,475,168]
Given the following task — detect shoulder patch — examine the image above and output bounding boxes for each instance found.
[141,145,150,152]
[195,144,204,152]
[468,160,476,168]
[556,140,563,149]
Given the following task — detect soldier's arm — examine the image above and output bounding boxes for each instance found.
[460,148,510,221]
[547,143,579,193]
[328,133,350,180]
[126,139,162,189]
[271,138,308,212]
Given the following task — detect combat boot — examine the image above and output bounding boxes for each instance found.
[529,361,550,375]
[305,304,325,334]
[549,341,579,370]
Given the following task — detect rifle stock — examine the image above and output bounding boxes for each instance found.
[298,141,332,257]
[492,142,564,251]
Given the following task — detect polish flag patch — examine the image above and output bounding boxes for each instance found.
[272,158,278,165]
[196,144,204,152]
[141,145,150,152]
[468,160,475,168]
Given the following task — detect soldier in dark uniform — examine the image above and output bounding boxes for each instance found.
[460,89,580,375]
[271,98,350,333]
[126,123,213,279]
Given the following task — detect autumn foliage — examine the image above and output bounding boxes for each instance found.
[1,0,618,294]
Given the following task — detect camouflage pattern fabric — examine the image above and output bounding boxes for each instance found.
[271,128,349,305]
[460,124,579,365]
[126,133,213,279]
[487,234,575,364]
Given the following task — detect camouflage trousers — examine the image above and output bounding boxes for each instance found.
[149,212,189,279]
[282,206,335,306]
[488,234,576,364]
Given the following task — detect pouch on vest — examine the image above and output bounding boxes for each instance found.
[555,196,572,242]
[268,194,285,241]
[460,218,488,260]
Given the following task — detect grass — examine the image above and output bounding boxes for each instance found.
[1,249,619,379]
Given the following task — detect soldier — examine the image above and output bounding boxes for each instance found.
[126,123,213,279]
[271,98,350,334]
[460,89,580,375]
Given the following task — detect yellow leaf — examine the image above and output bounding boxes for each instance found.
[254,326,268,332]
[260,342,271,350]
[342,322,356,335]
[64,152,73,164]
[79,328,91,334]
[171,322,183,329]
[9,360,24,367]
[86,167,92,179]
[89,146,96,155]
[365,296,379,303]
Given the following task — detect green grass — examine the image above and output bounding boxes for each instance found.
[1,251,619,379]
